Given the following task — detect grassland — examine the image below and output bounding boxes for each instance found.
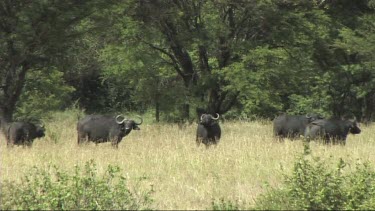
[1,112,375,210]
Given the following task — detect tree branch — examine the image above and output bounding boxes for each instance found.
[140,39,184,77]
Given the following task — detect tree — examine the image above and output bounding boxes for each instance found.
[99,0,375,120]
[126,0,260,119]
[2,0,373,122]
[0,0,114,121]
[306,0,375,120]
[15,68,75,121]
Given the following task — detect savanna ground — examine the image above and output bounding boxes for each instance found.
[1,111,375,210]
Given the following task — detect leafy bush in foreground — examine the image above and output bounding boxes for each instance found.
[212,146,375,210]
[254,146,375,210]
[0,160,153,210]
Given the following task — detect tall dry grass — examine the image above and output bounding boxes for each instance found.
[1,112,374,210]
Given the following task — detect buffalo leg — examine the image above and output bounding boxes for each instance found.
[6,138,14,148]
[111,138,120,148]
[323,136,331,145]
[203,139,212,149]
[214,136,220,145]
[274,135,284,142]
[337,136,347,145]
[6,132,16,147]
[77,133,89,146]
[338,140,346,146]
[77,133,83,145]
[196,136,202,147]
[25,140,33,147]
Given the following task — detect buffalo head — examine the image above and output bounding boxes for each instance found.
[116,115,143,134]
[200,113,220,126]
[35,124,46,138]
[346,117,361,135]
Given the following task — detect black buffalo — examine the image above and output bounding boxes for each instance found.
[304,118,361,145]
[77,114,143,148]
[196,113,221,147]
[6,122,45,147]
[273,113,323,141]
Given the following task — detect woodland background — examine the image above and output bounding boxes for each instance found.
[1,0,375,123]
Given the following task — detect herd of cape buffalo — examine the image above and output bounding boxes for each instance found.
[0,111,362,148]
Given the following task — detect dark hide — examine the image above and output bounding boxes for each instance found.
[196,113,221,148]
[304,118,361,145]
[6,122,45,147]
[273,113,323,141]
[77,114,142,148]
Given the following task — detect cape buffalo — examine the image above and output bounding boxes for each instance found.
[6,122,45,147]
[77,114,143,148]
[273,113,323,141]
[196,113,221,148]
[304,118,361,145]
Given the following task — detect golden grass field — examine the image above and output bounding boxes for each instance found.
[1,113,375,210]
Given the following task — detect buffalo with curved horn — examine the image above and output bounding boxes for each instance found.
[77,114,143,148]
[305,116,361,145]
[196,113,221,148]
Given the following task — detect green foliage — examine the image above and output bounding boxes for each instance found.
[2,0,375,121]
[222,45,316,118]
[0,0,120,121]
[211,198,240,211]
[287,94,331,117]
[209,146,375,210]
[15,68,75,121]
[0,160,154,210]
[99,30,188,118]
[254,151,375,210]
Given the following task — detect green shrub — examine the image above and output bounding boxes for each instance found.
[254,147,375,210]
[211,198,240,211]
[210,146,375,210]
[0,160,153,210]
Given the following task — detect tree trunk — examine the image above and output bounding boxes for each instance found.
[0,107,14,122]
[361,93,375,123]
[181,103,190,121]
[155,100,160,122]
[1,61,29,122]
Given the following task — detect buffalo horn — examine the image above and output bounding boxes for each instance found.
[115,115,127,124]
[350,116,357,122]
[212,113,220,120]
[135,115,143,125]
[200,114,205,121]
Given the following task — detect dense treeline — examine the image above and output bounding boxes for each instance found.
[1,0,375,123]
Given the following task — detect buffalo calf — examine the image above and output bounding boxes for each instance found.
[196,113,221,148]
